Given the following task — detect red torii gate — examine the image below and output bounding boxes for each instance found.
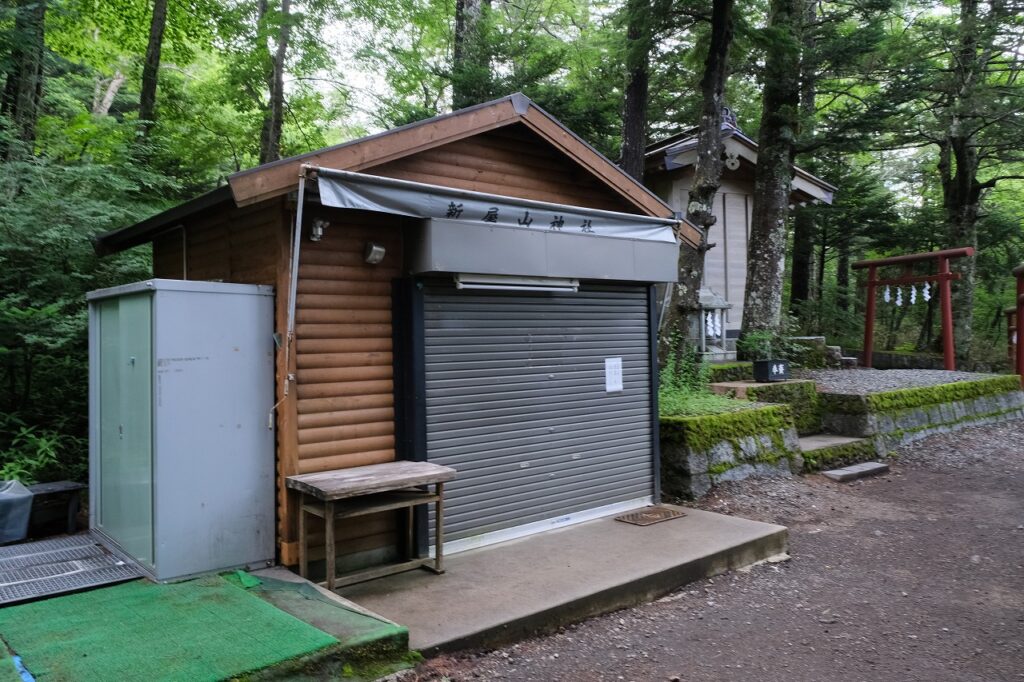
[852,247,974,371]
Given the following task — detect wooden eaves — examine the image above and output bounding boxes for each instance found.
[95,93,701,254]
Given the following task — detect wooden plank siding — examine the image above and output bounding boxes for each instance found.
[152,199,281,283]
[367,124,641,213]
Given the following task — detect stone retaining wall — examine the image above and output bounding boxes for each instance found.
[821,376,1024,448]
[660,405,802,500]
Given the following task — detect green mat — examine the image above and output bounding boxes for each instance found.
[0,576,339,682]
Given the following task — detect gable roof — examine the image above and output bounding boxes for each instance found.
[97,93,693,255]
[645,122,837,205]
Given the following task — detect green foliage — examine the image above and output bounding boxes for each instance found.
[736,330,777,360]
[658,337,749,417]
[706,362,754,383]
[660,404,795,454]
[0,422,83,484]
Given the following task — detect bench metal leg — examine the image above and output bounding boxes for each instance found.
[434,482,444,574]
[324,501,336,591]
[298,497,308,578]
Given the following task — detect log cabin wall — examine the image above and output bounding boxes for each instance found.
[287,210,406,572]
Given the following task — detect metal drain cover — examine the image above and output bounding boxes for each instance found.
[615,506,687,526]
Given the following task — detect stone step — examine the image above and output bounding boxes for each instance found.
[840,356,859,368]
[797,433,881,472]
[822,461,891,482]
[798,434,865,452]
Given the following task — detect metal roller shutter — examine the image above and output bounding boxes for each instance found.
[423,284,654,545]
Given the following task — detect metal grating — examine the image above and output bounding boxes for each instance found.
[0,533,95,558]
[614,505,687,526]
[0,534,142,605]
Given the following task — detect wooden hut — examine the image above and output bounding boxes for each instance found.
[645,116,836,336]
[95,93,698,575]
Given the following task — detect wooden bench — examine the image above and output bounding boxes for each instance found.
[286,461,456,590]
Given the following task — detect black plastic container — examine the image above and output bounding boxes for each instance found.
[753,359,790,383]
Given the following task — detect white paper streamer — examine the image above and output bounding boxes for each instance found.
[895,287,903,307]
[883,285,891,303]
[923,282,931,302]
[910,285,917,305]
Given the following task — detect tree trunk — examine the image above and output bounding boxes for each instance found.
[789,209,814,313]
[659,0,734,359]
[93,71,125,115]
[452,0,489,110]
[1,0,47,159]
[740,0,802,336]
[788,0,818,315]
[619,0,653,182]
[836,237,850,312]
[259,0,290,164]
[935,0,998,364]
[139,0,168,133]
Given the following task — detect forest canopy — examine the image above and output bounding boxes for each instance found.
[0,0,1022,481]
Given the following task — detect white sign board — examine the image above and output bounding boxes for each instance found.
[605,357,623,393]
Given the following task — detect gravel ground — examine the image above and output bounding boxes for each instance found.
[397,419,1024,682]
[798,368,995,394]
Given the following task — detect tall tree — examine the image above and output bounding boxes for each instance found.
[619,0,655,180]
[678,0,735,294]
[2,0,47,158]
[933,0,1022,361]
[259,0,291,164]
[788,0,817,312]
[138,0,168,133]
[452,0,490,110]
[740,0,802,335]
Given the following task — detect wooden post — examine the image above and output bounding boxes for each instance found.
[862,265,877,368]
[939,256,955,370]
[324,501,336,591]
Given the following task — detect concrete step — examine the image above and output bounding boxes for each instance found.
[339,506,787,654]
[840,356,859,368]
[822,461,891,482]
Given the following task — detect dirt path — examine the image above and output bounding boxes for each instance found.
[405,420,1024,681]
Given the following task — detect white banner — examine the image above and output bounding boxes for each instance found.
[316,169,678,244]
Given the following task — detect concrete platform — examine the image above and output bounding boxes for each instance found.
[339,505,787,654]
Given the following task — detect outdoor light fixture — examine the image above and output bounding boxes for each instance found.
[455,274,579,293]
[310,218,328,241]
[364,242,386,264]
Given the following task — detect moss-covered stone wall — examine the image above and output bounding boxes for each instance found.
[707,362,753,383]
[661,404,802,499]
[745,381,822,436]
[821,376,1024,444]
